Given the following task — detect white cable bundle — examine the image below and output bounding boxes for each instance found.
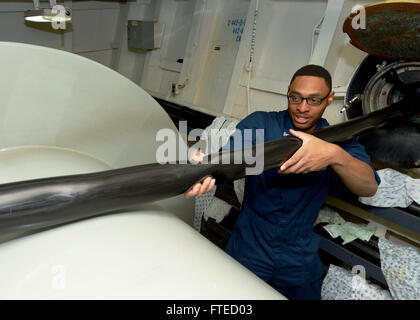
[246,0,260,115]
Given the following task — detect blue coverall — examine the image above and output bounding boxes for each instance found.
[223,111,380,300]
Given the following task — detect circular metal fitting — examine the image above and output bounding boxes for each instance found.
[362,61,420,114]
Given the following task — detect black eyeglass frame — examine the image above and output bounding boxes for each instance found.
[287,92,331,106]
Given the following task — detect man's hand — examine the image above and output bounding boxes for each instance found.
[184,176,216,199]
[279,129,338,174]
[184,150,216,199]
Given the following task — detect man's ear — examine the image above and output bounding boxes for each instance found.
[327,90,335,105]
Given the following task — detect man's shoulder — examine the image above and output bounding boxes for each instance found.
[319,117,330,129]
[235,111,288,137]
[240,110,285,124]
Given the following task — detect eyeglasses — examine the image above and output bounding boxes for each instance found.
[287,92,330,106]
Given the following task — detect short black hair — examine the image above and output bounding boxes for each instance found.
[290,64,332,91]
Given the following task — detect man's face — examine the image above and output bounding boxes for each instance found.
[287,75,334,133]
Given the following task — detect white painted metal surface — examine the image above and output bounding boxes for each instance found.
[0,41,176,168]
[0,42,285,300]
[0,211,284,299]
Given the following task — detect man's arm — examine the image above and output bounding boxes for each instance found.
[280,129,378,197]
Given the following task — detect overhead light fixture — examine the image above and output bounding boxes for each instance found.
[25,0,71,24]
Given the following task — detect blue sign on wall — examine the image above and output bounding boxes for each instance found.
[227,18,246,42]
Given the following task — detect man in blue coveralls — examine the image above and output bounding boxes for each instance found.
[184,65,380,300]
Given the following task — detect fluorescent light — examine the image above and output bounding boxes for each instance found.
[24,8,71,23]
